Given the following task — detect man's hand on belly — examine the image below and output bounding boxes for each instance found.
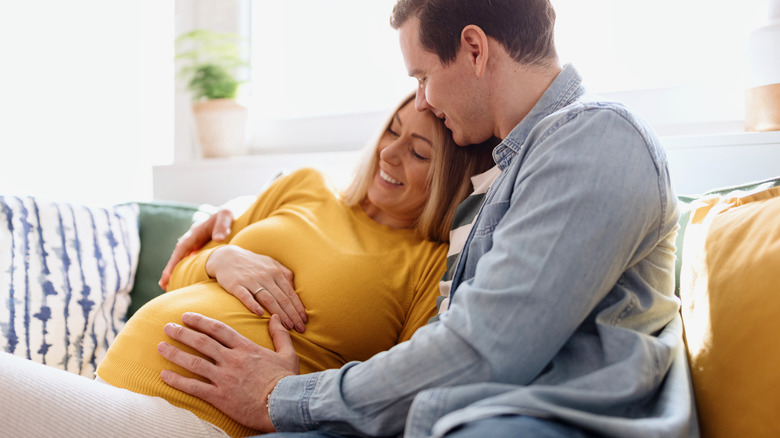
[157,312,299,432]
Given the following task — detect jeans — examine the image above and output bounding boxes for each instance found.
[262,415,592,438]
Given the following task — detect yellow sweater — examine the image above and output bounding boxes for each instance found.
[96,168,447,437]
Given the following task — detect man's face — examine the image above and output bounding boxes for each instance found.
[399,17,493,146]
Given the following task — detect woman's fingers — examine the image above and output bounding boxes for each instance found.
[231,285,266,318]
[255,259,306,328]
[224,279,305,333]
[270,262,307,325]
[251,284,305,333]
[207,245,307,331]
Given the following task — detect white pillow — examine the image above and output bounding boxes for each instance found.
[0,196,140,377]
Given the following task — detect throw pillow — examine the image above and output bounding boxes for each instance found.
[679,185,780,438]
[0,196,140,377]
[127,201,215,318]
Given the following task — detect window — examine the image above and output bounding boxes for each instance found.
[244,0,771,153]
[247,0,412,152]
[553,0,768,135]
[250,0,411,119]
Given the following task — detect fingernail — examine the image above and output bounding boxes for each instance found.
[296,323,305,333]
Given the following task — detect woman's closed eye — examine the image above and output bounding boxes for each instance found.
[410,146,430,161]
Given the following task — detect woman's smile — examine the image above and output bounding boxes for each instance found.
[363,100,436,228]
[379,169,403,186]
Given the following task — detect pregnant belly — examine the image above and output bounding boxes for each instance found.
[104,281,272,381]
[96,281,270,436]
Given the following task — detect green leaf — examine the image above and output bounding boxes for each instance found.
[175,29,248,101]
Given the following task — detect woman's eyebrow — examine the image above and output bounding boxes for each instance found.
[412,133,432,146]
[395,111,431,145]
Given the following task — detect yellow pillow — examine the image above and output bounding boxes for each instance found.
[680,186,780,438]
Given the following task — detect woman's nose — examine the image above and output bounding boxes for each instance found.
[380,139,402,165]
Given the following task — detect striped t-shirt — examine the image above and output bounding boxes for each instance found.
[431,165,501,322]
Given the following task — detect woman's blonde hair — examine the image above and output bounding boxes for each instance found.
[342,93,497,242]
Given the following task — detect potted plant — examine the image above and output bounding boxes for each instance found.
[175,29,249,158]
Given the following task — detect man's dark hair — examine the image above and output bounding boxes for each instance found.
[391,0,557,66]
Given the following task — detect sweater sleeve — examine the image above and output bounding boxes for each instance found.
[167,169,322,291]
[396,242,448,343]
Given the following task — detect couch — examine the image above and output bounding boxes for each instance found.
[2,175,779,437]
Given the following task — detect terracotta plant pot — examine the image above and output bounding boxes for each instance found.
[192,98,248,157]
[746,0,780,131]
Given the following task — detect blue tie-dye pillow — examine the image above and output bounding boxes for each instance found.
[0,196,140,377]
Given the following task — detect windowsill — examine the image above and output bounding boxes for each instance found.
[660,129,780,195]
[155,129,780,204]
[662,129,780,149]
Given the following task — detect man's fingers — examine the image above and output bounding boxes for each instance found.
[159,368,215,399]
[268,314,297,362]
[157,314,299,432]
[157,339,218,382]
[212,209,234,241]
[178,312,245,350]
[158,213,222,290]
[159,243,191,290]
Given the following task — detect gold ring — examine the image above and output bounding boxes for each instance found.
[253,286,266,296]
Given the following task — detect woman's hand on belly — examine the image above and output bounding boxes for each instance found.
[205,244,307,333]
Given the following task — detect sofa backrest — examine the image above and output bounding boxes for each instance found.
[673,175,780,297]
[674,174,780,437]
[128,201,215,318]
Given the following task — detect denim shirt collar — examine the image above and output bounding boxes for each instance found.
[493,63,586,170]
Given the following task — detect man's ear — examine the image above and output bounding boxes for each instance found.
[461,25,489,77]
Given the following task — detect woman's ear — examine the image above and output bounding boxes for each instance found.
[461,25,489,77]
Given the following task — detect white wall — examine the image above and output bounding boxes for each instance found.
[0,0,174,206]
[174,0,248,163]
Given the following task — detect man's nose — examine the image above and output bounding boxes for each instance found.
[414,86,432,112]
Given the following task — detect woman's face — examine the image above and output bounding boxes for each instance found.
[365,101,438,228]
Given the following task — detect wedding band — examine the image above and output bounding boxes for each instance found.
[253,286,266,296]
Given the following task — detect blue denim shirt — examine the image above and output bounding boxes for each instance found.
[269,65,697,438]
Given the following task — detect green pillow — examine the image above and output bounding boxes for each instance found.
[674,175,780,296]
[126,201,215,318]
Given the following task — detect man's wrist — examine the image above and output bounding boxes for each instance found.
[260,376,286,433]
[266,384,274,418]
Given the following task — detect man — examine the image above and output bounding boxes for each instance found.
[159,1,696,436]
